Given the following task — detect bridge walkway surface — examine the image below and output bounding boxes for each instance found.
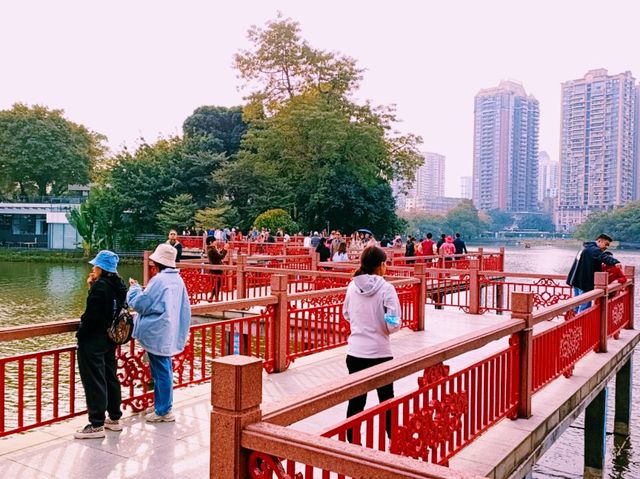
[0,306,637,479]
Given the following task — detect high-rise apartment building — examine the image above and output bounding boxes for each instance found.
[460,176,472,199]
[392,152,445,210]
[556,69,638,232]
[472,80,539,213]
[537,151,559,202]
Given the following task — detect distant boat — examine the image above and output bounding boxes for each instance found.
[524,242,531,249]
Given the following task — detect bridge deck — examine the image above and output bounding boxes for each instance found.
[0,306,635,479]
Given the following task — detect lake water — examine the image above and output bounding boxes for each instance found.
[0,246,638,477]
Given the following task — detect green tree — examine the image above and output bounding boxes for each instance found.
[400,212,445,239]
[224,17,423,232]
[156,194,198,233]
[444,200,485,238]
[516,213,555,232]
[574,202,640,243]
[0,104,105,196]
[253,208,298,233]
[487,209,514,232]
[182,106,247,156]
[66,188,123,254]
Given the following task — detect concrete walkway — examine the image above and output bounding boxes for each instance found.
[0,308,600,478]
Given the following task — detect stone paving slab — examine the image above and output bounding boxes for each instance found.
[0,308,582,478]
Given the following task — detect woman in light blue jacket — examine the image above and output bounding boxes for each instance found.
[127,243,191,422]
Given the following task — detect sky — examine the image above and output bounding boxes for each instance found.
[2,0,640,196]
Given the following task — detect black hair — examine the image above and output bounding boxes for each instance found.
[427,233,432,239]
[354,246,387,277]
[441,234,446,239]
[153,261,169,271]
[206,235,216,246]
[456,233,461,238]
[597,234,613,242]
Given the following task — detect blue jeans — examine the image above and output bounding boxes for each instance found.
[147,353,173,415]
[573,286,592,313]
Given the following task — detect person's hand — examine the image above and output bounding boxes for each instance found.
[129,277,139,286]
[223,243,230,251]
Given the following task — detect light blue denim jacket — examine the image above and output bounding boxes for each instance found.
[127,269,191,356]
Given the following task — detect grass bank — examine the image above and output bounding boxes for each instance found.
[0,249,143,264]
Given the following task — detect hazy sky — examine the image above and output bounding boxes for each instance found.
[2,0,639,195]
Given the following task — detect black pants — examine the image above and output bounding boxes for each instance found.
[346,355,394,443]
[77,338,122,427]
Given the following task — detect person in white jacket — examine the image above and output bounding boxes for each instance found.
[342,245,401,443]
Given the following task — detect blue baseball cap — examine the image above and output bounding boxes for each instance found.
[89,250,119,273]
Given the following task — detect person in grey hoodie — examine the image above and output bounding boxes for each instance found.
[342,245,401,443]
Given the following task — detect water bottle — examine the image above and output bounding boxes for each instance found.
[233,331,240,355]
[384,313,400,327]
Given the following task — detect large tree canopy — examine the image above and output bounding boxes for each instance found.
[574,202,640,243]
[0,104,106,196]
[223,16,423,234]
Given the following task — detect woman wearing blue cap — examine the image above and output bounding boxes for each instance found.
[75,250,128,439]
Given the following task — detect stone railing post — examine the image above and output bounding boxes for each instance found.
[594,272,609,353]
[468,268,480,315]
[477,247,484,271]
[512,291,534,418]
[624,265,635,329]
[311,251,319,271]
[201,233,207,254]
[499,246,505,271]
[271,274,289,372]
[413,263,426,331]
[210,355,263,479]
[236,254,247,300]
[143,250,150,286]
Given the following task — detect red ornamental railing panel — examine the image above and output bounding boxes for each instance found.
[481,254,502,271]
[531,306,600,393]
[176,235,205,250]
[314,344,519,469]
[397,283,420,330]
[287,292,348,363]
[479,276,571,314]
[608,288,630,339]
[0,347,80,437]
[179,268,237,304]
[0,307,275,437]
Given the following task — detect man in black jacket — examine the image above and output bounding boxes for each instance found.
[566,234,621,312]
[453,233,468,255]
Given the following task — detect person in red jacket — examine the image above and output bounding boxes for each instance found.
[602,252,627,284]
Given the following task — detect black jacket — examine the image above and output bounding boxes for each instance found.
[453,238,467,254]
[316,244,331,262]
[566,242,620,292]
[77,274,127,341]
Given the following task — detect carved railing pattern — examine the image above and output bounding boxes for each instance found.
[608,289,630,340]
[249,452,301,479]
[532,306,600,393]
[0,304,275,437]
[479,275,571,314]
[319,343,519,466]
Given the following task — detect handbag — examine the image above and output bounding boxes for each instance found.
[108,302,134,345]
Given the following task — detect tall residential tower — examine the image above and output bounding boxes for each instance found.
[472,81,540,213]
[556,69,638,232]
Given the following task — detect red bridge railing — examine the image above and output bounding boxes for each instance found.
[210,268,635,478]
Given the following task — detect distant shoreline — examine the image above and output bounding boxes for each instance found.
[0,249,142,264]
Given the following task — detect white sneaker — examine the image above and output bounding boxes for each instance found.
[145,411,175,423]
[74,424,105,439]
[104,418,123,431]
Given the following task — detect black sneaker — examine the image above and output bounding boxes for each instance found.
[74,424,105,439]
